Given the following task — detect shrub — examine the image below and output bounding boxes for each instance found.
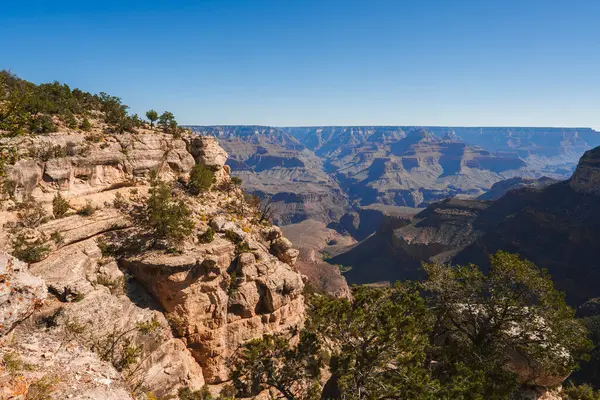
[178,386,212,400]
[11,232,50,263]
[95,274,125,295]
[80,117,92,131]
[230,176,242,187]
[158,111,176,133]
[15,200,49,228]
[141,178,195,246]
[29,114,57,134]
[563,384,600,400]
[188,164,215,195]
[198,227,215,243]
[52,192,70,218]
[50,230,64,245]
[146,109,158,127]
[112,191,128,210]
[77,200,97,216]
[26,375,60,400]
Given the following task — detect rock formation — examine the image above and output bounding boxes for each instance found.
[329,146,600,306]
[0,129,306,397]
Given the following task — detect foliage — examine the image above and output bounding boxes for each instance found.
[146,109,158,127]
[91,317,160,372]
[198,227,215,243]
[80,117,92,131]
[230,331,323,399]
[11,232,50,263]
[178,386,212,400]
[158,111,178,134]
[14,199,50,228]
[77,200,97,216]
[95,274,125,295]
[230,252,593,400]
[563,383,600,400]
[230,176,242,187]
[3,352,35,374]
[140,177,195,246]
[188,164,215,195]
[309,284,438,400]
[0,70,141,136]
[52,192,70,218]
[0,145,18,197]
[50,230,64,245]
[421,251,592,399]
[26,375,60,400]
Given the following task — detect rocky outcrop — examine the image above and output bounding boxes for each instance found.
[329,145,600,307]
[0,252,46,335]
[281,219,352,298]
[0,131,307,396]
[2,132,196,202]
[478,176,560,200]
[122,223,305,383]
[569,146,600,195]
[188,126,349,225]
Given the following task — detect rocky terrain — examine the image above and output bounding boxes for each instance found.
[0,129,306,398]
[329,145,600,306]
[188,125,600,224]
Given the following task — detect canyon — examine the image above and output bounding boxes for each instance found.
[188,125,600,225]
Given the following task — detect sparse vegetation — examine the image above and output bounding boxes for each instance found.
[0,70,142,136]
[52,192,70,218]
[95,274,126,295]
[26,374,59,400]
[77,200,97,216]
[178,386,212,400]
[188,164,216,195]
[139,176,195,247]
[14,199,49,228]
[198,227,215,243]
[11,232,50,263]
[146,109,158,127]
[50,230,64,245]
[3,352,35,374]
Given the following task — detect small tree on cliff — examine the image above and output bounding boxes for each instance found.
[141,175,194,247]
[158,111,177,133]
[422,251,593,399]
[188,164,215,195]
[145,109,158,127]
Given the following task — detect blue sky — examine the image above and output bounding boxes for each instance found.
[2,0,600,128]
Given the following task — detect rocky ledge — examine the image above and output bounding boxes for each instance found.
[0,130,306,398]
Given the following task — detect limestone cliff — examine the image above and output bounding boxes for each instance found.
[0,129,306,398]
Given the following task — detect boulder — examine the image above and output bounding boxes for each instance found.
[0,252,46,336]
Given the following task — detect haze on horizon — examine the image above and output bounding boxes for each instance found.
[3,0,599,130]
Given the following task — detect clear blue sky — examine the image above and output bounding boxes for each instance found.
[2,0,599,128]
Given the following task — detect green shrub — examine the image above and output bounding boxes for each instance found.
[52,192,70,218]
[29,114,57,134]
[26,375,59,400]
[11,232,50,263]
[188,164,215,195]
[178,386,212,400]
[198,227,215,243]
[230,176,242,187]
[146,109,158,127]
[15,200,49,228]
[77,200,97,216]
[563,383,600,400]
[141,178,195,246]
[50,230,64,245]
[80,117,92,131]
